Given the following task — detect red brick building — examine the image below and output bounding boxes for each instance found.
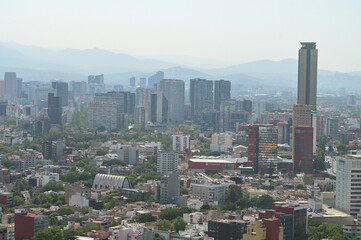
[293,126,313,173]
[14,212,48,239]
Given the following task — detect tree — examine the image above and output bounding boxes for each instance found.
[296,184,306,190]
[12,179,31,193]
[138,213,156,223]
[303,175,314,185]
[156,219,172,230]
[42,181,65,192]
[96,148,107,156]
[154,233,163,240]
[257,195,274,209]
[314,158,326,171]
[81,206,91,214]
[308,221,352,240]
[13,195,25,207]
[226,185,243,203]
[173,216,187,232]
[33,226,63,240]
[160,208,183,221]
[63,228,82,240]
[180,186,189,195]
[80,223,101,233]
[200,204,210,212]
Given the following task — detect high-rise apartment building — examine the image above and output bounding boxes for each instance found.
[157,79,185,123]
[190,78,213,121]
[157,152,179,174]
[297,42,318,111]
[52,81,68,107]
[88,102,118,131]
[210,132,233,152]
[247,125,278,174]
[148,71,164,88]
[235,99,252,114]
[4,72,17,103]
[336,156,361,217]
[88,74,104,84]
[150,91,168,124]
[160,172,180,204]
[214,80,231,111]
[134,106,146,130]
[47,93,62,125]
[117,146,139,165]
[129,77,136,87]
[172,134,190,152]
[15,212,49,239]
[139,77,147,88]
[293,126,313,173]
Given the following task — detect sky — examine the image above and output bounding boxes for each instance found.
[1,0,361,72]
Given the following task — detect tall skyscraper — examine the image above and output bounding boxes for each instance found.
[336,156,361,217]
[148,71,164,88]
[190,78,213,122]
[157,79,185,123]
[4,72,17,103]
[52,81,69,107]
[139,77,147,88]
[88,102,118,131]
[150,91,168,124]
[94,91,135,115]
[297,42,318,111]
[247,125,278,174]
[47,93,62,125]
[293,126,313,173]
[129,77,136,87]
[214,80,231,111]
[293,104,312,127]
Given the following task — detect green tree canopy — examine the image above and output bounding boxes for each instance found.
[226,185,243,203]
[33,226,63,240]
[42,181,65,192]
[173,216,187,232]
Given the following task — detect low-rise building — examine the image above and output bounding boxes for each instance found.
[190,183,227,204]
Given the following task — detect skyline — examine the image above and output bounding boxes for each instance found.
[0,0,360,72]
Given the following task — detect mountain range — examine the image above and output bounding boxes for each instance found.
[0,42,360,90]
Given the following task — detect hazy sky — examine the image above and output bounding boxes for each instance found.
[1,0,361,72]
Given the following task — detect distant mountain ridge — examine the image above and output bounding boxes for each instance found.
[0,42,360,90]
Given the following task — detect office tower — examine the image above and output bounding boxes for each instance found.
[293,126,313,173]
[136,87,151,121]
[130,77,136,87]
[235,99,252,114]
[52,81,69,107]
[134,106,146,130]
[201,110,220,132]
[297,42,318,111]
[347,95,357,106]
[48,93,62,125]
[16,78,22,98]
[139,77,146,88]
[88,74,104,84]
[150,92,168,123]
[148,71,164,88]
[113,84,123,91]
[70,81,87,97]
[42,140,52,160]
[293,104,312,127]
[190,78,213,121]
[157,79,185,123]
[4,72,17,103]
[0,80,4,97]
[219,101,235,132]
[88,102,118,131]
[214,80,231,111]
[172,134,190,152]
[247,125,278,174]
[325,118,339,140]
[0,101,7,117]
[94,91,135,115]
[277,121,291,145]
[157,152,179,174]
[336,156,361,217]
[117,146,139,165]
[160,172,180,203]
[254,102,266,122]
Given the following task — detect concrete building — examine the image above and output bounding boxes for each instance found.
[130,77,136,87]
[336,156,361,217]
[190,78,213,121]
[297,42,318,111]
[134,106,146,130]
[157,79,185,123]
[208,219,249,240]
[88,102,118,131]
[117,146,139,165]
[0,192,13,207]
[210,132,232,152]
[214,80,231,111]
[65,182,91,207]
[172,134,190,152]
[343,225,361,240]
[48,93,62,125]
[157,152,179,174]
[160,171,180,203]
[14,212,48,240]
[94,91,135,115]
[190,183,227,203]
[293,104,312,127]
[243,219,284,240]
